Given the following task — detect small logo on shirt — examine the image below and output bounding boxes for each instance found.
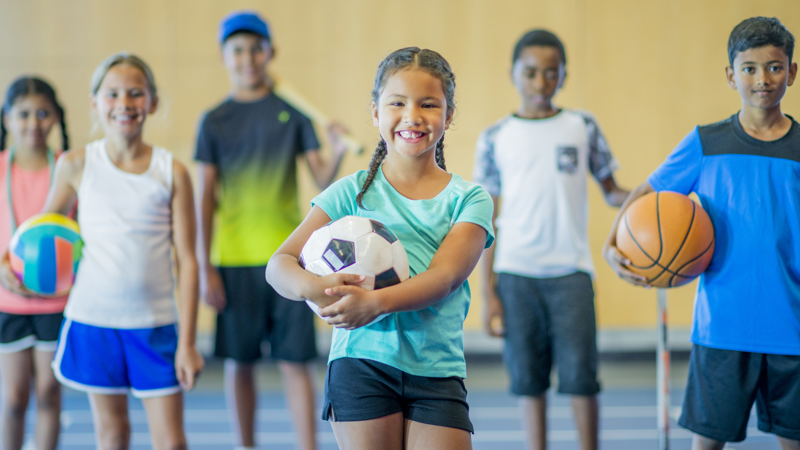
[278,111,291,123]
[557,146,578,174]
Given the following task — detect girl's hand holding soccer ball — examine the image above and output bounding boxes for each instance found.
[320,284,385,330]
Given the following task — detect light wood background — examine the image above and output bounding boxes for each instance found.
[1,0,797,335]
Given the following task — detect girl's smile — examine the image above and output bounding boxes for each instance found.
[372,68,452,160]
[92,64,157,138]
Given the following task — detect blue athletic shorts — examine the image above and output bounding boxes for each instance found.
[322,357,473,433]
[52,319,181,398]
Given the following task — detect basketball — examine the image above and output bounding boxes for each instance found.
[9,213,83,297]
[616,191,715,288]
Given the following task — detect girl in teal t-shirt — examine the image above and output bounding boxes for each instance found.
[266,47,494,449]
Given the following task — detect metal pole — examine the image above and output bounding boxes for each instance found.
[657,288,670,450]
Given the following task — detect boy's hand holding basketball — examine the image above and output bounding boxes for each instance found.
[603,181,652,287]
[602,240,649,287]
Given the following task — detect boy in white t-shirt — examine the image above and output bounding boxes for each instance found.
[472,29,629,450]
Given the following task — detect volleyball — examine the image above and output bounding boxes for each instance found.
[299,215,410,322]
[616,191,715,288]
[9,213,83,297]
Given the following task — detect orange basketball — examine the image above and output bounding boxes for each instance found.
[616,191,715,288]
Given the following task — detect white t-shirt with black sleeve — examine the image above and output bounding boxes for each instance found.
[473,110,619,278]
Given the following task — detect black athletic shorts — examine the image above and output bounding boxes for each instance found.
[214,266,317,363]
[678,344,800,442]
[0,311,63,353]
[322,357,473,433]
[496,271,600,396]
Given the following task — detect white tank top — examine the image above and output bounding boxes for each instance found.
[66,139,178,328]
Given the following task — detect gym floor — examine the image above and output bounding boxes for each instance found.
[10,352,779,449]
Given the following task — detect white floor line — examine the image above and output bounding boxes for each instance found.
[53,427,771,446]
[56,405,695,425]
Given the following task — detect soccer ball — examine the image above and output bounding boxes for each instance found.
[299,215,410,324]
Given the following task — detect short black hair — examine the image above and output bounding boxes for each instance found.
[512,29,566,65]
[728,17,794,66]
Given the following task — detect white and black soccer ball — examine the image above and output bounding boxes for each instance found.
[299,215,410,323]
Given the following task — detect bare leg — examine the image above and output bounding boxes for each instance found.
[88,393,130,450]
[691,434,725,450]
[405,419,472,450]
[520,395,547,450]
[32,349,61,450]
[0,349,33,450]
[330,412,404,450]
[278,360,317,450]
[571,395,598,450]
[777,437,800,450]
[224,359,257,447]
[142,392,187,450]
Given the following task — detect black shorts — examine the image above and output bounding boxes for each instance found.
[0,311,63,353]
[678,344,800,442]
[496,271,600,397]
[322,357,473,433]
[215,266,317,363]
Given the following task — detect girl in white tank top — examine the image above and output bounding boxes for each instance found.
[12,53,204,450]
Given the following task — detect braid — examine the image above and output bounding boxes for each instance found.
[356,140,388,209]
[57,104,70,151]
[0,109,6,151]
[435,135,447,171]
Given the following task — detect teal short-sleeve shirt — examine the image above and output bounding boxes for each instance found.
[312,167,495,378]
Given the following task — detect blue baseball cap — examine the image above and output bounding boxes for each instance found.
[218,11,271,44]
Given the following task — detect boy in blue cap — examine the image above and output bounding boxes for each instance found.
[604,17,799,449]
[195,10,346,450]
[473,29,629,450]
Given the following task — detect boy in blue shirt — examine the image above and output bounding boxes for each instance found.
[604,17,799,449]
[194,11,346,450]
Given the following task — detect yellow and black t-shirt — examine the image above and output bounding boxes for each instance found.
[195,93,319,267]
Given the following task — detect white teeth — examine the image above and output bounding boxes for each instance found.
[399,131,423,139]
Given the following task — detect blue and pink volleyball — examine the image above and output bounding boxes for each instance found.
[9,213,82,297]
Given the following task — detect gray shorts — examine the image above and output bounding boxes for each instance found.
[496,271,600,397]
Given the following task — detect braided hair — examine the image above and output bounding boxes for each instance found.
[1,76,69,151]
[356,47,456,209]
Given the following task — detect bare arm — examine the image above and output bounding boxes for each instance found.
[602,180,653,286]
[599,175,631,208]
[0,149,84,295]
[265,206,366,305]
[42,148,84,214]
[304,123,348,190]
[195,163,226,311]
[321,221,489,330]
[480,195,504,337]
[172,161,204,390]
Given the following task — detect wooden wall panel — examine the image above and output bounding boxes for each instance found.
[1,0,797,333]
